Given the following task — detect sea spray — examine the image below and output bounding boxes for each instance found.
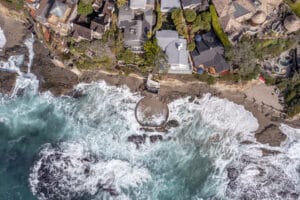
[24,34,35,72]
[0,27,6,50]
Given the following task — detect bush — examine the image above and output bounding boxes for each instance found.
[184,9,197,23]
[194,73,216,85]
[284,0,300,17]
[187,41,196,51]
[77,0,93,16]
[209,5,231,48]
[153,0,163,32]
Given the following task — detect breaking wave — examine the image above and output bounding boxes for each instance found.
[0,33,299,200]
[0,27,6,50]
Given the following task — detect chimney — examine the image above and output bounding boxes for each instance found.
[177,42,183,50]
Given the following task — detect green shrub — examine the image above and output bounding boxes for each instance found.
[77,0,93,16]
[194,73,216,85]
[187,41,196,51]
[153,0,163,32]
[284,0,300,17]
[184,9,197,23]
[209,5,231,48]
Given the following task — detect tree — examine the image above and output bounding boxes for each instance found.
[144,39,160,66]
[171,9,188,38]
[200,11,212,24]
[210,5,231,47]
[153,0,163,32]
[187,41,196,51]
[184,9,197,23]
[77,0,93,16]
[116,0,128,8]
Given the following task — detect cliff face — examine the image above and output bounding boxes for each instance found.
[31,40,79,96]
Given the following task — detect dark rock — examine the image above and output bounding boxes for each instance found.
[0,71,17,94]
[31,41,79,96]
[255,124,287,146]
[155,127,168,133]
[66,89,86,99]
[188,96,195,102]
[261,148,281,156]
[227,167,239,181]
[149,135,163,143]
[127,134,147,148]
[140,127,155,132]
[166,119,180,128]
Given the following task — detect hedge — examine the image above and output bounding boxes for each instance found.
[209,5,231,48]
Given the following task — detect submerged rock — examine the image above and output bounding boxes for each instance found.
[127,134,147,148]
[166,119,180,129]
[66,89,86,99]
[149,135,163,143]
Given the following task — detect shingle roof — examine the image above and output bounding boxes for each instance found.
[192,31,229,73]
[192,49,229,73]
[166,38,189,67]
[73,23,91,40]
[91,17,106,33]
[232,2,250,18]
[181,0,199,7]
[35,0,54,23]
[161,0,181,12]
[156,30,179,51]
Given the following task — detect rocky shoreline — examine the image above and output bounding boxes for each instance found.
[0,2,298,149]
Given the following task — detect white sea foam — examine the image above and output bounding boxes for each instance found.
[24,35,35,72]
[23,82,300,200]
[0,27,6,50]
[0,55,24,74]
[29,142,151,200]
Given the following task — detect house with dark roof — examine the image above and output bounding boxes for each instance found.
[156,30,192,74]
[118,0,156,53]
[73,23,92,41]
[191,31,230,75]
[180,0,209,11]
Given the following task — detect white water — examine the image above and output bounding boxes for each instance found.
[0,27,6,50]
[24,34,35,72]
[0,33,299,199]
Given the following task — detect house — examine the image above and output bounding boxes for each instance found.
[156,30,192,74]
[191,31,230,75]
[35,0,77,36]
[180,0,209,11]
[118,0,156,53]
[160,0,181,13]
[73,23,92,41]
[212,0,256,40]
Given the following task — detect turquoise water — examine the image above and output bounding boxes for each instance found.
[0,82,217,200]
[0,79,300,200]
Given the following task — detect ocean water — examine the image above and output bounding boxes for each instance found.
[0,36,300,200]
